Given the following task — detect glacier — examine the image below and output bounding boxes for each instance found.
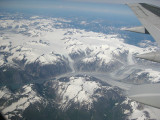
[0,13,160,120]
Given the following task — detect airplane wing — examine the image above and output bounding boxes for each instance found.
[125,3,160,63]
[129,84,160,109]
[126,3,160,109]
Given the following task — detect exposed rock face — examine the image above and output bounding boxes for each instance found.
[0,75,154,120]
[0,13,160,120]
[46,76,122,110]
[0,84,42,120]
[0,54,71,85]
[25,57,71,79]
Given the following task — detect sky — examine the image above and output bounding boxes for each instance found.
[1,0,160,7]
[0,0,156,53]
[0,0,133,16]
[0,0,160,16]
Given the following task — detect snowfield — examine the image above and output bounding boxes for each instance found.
[0,84,41,120]
[55,76,101,110]
[136,69,160,83]
[0,14,160,120]
[0,16,157,70]
[122,97,159,120]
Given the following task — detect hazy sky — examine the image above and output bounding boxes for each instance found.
[0,0,160,16]
[0,0,132,15]
[1,0,160,6]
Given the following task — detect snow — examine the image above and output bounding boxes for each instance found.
[80,21,87,25]
[128,101,147,120]
[36,52,61,65]
[77,91,89,103]
[83,81,100,94]
[0,15,158,70]
[0,87,11,99]
[1,15,160,119]
[0,55,4,66]
[2,84,41,116]
[65,85,82,99]
[82,57,96,63]
[97,52,112,64]
[3,97,29,113]
[22,84,33,95]
[121,97,160,120]
[121,98,148,119]
[30,16,40,19]
[56,76,100,109]
[129,103,159,120]
[127,51,134,65]
[137,69,160,83]
[124,109,130,114]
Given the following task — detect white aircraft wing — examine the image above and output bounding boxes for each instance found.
[129,84,160,109]
[128,3,160,45]
[125,3,160,63]
[126,3,160,109]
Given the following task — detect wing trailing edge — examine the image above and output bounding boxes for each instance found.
[126,3,160,109]
[129,84,160,109]
[127,3,160,46]
[123,26,149,34]
[136,51,160,63]
[126,3,160,63]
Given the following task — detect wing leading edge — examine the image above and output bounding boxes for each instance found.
[126,3,160,63]
[127,3,160,109]
[127,3,160,45]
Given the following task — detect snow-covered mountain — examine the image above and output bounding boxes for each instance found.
[1,13,160,120]
[1,75,158,120]
[0,84,42,119]
[0,14,158,83]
